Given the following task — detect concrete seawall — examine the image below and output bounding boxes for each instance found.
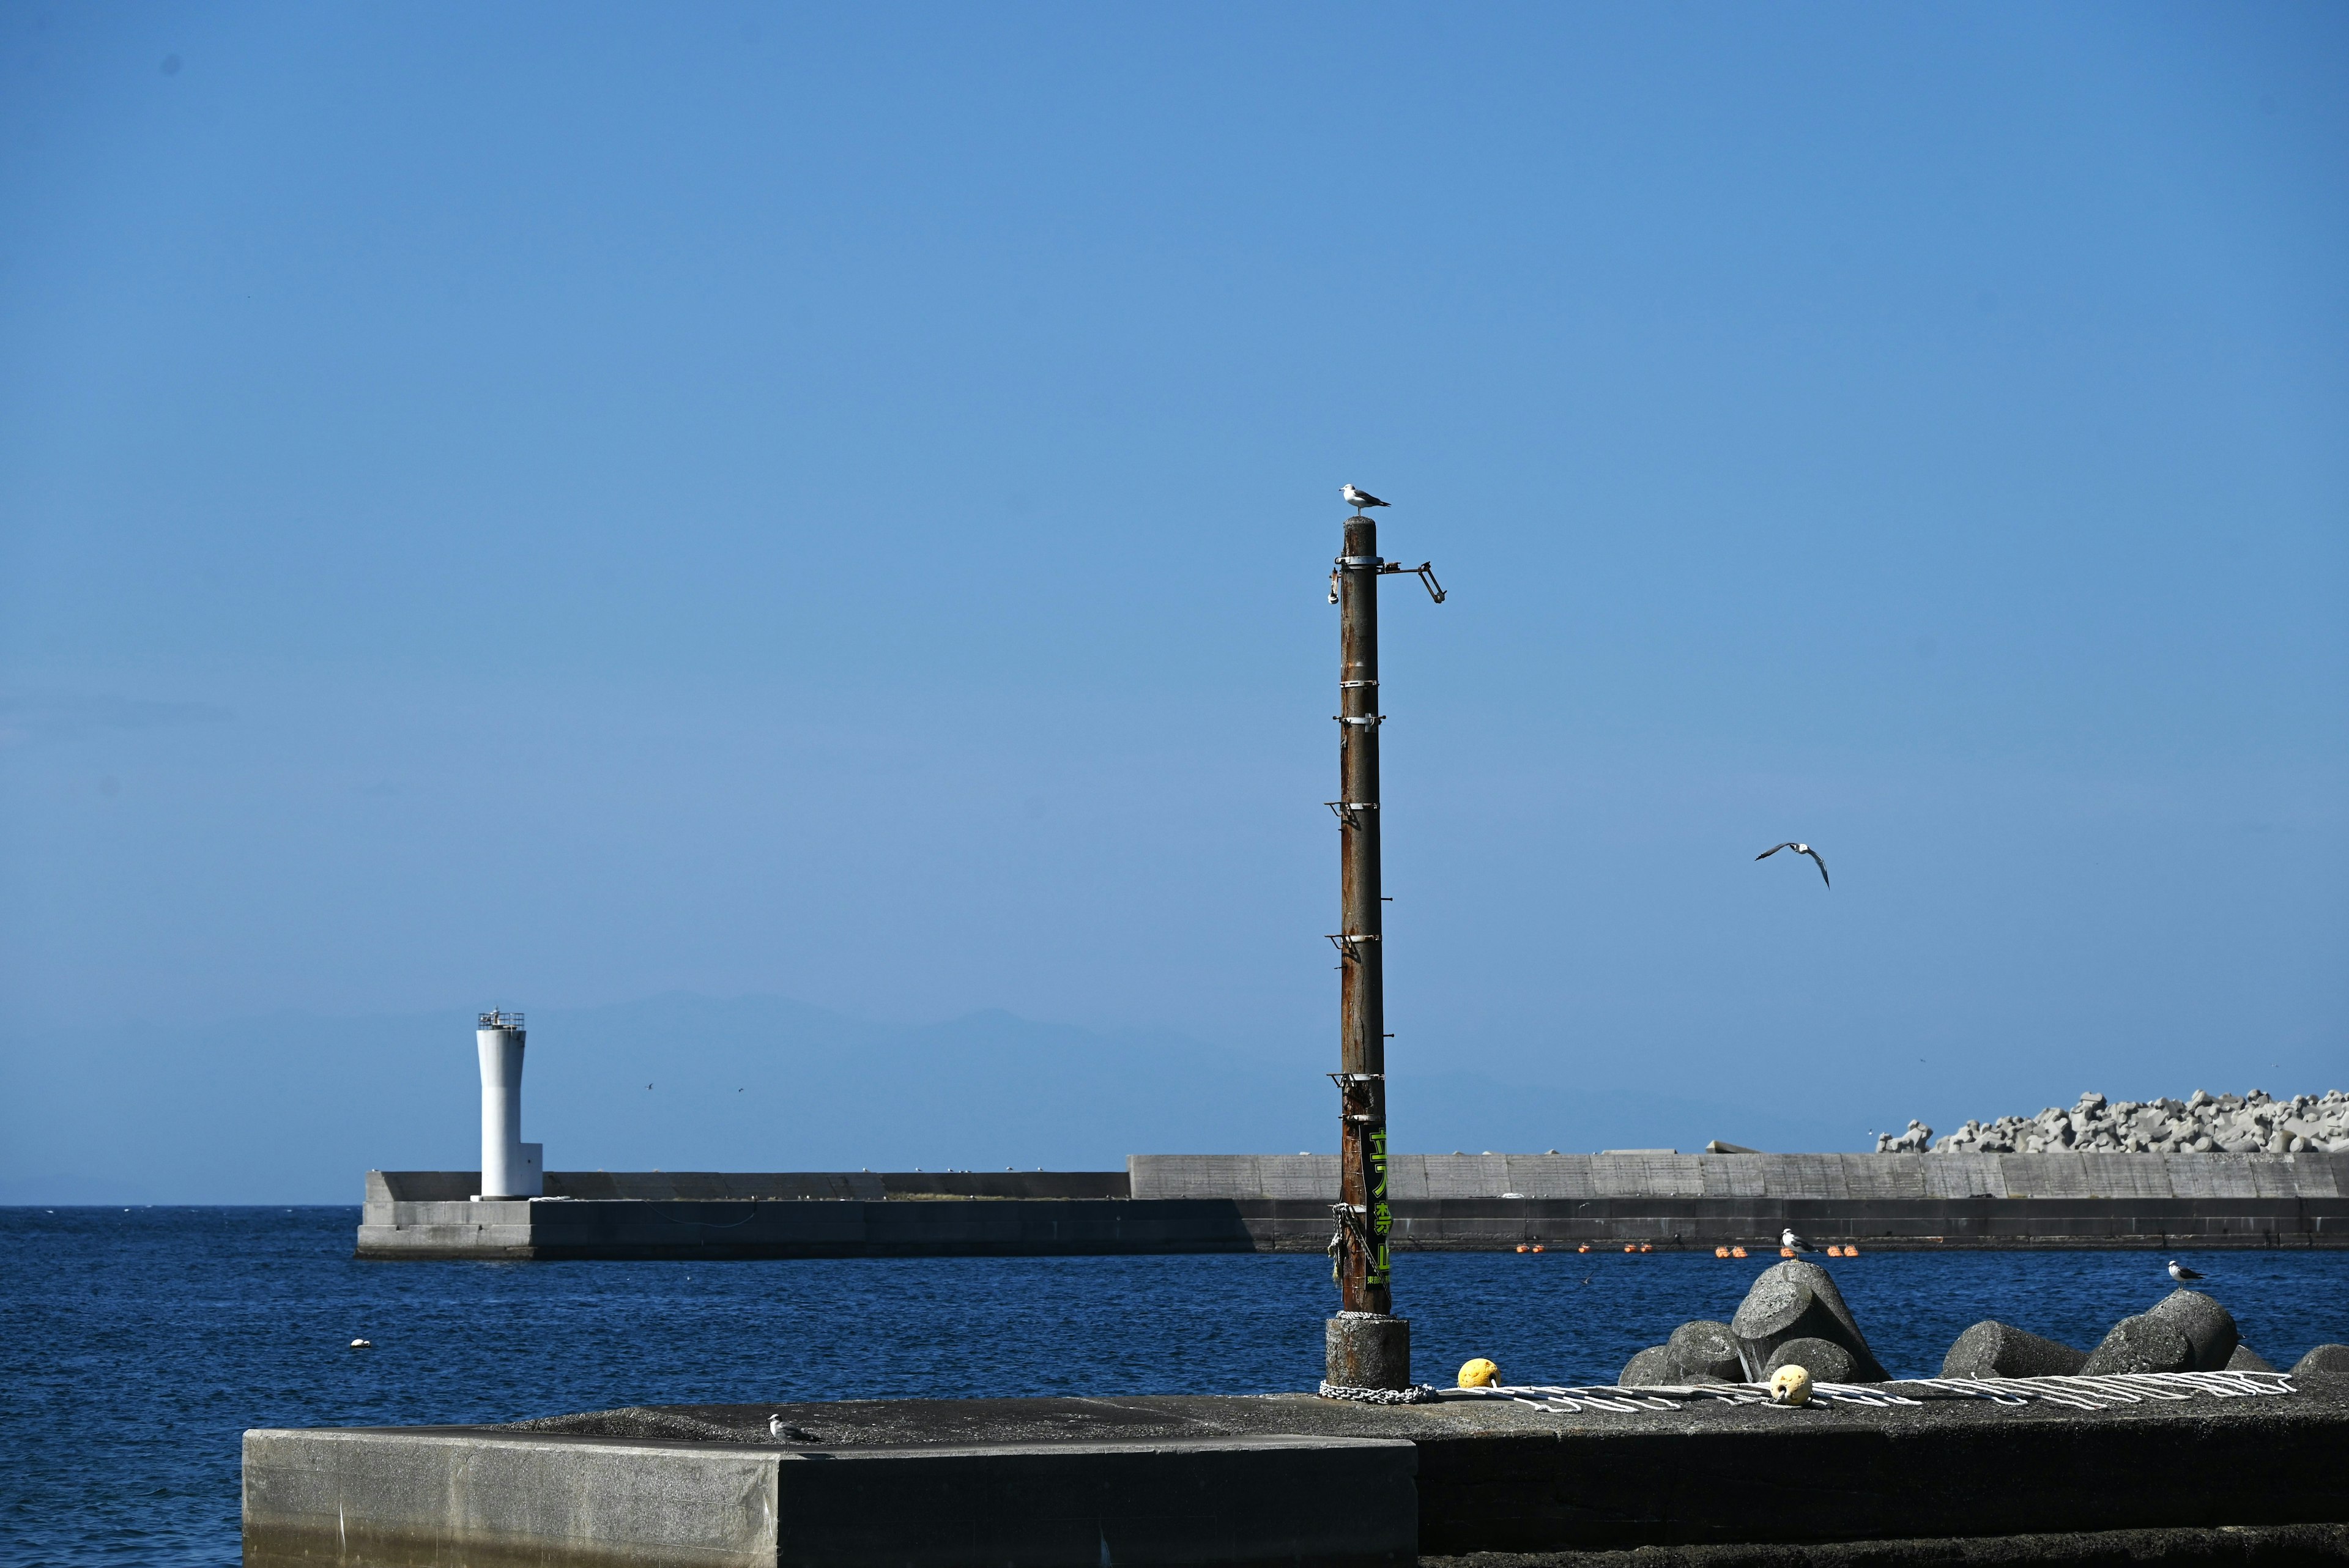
[357,1153,2349,1258]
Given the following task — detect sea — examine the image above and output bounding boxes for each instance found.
[2,1206,2342,1567]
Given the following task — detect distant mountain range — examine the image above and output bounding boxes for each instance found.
[0,992,1776,1203]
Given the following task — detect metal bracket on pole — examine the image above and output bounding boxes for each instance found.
[1325,932,1381,959]
[1327,1072,1382,1123]
[1335,714,1386,728]
[1379,560,1447,604]
[1326,800,1378,825]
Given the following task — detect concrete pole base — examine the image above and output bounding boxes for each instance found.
[1326,1313,1412,1391]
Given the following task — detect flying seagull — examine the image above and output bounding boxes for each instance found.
[1757,842,1830,887]
[2168,1260,2206,1282]
[1782,1227,1818,1253]
[1342,483,1389,515]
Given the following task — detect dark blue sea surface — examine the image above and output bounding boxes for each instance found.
[2,1206,2342,1567]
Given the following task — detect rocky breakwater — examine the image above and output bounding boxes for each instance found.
[1620,1261,2349,1387]
[1927,1088,2349,1156]
[1621,1259,1891,1386]
[1943,1287,2349,1381]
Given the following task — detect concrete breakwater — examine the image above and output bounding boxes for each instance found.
[1137,1149,2349,1249]
[358,1151,2349,1258]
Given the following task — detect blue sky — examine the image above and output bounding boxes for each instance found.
[2,4,2343,1192]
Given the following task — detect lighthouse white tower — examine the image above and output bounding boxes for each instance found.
[474,1009,543,1198]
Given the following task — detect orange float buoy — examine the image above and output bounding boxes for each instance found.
[1845,1243,1860,1255]
[1714,1246,1729,1258]
[1578,1244,1590,1253]
[1731,1246,1748,1258]
[1531,1245,1544,1253]
[1623,1244,1636,1253]
[1639,1243,1652,1253]
[1780,1246,1797,1257]
[1515,1244,1529,1253]
[1826,1244,1842,1257]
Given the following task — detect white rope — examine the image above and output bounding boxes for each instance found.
[1899,1370,2297,1408]
[1434,1370,2296,1416]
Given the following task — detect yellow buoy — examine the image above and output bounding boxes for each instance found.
[1458,1358,1501,1388]
[1769,1365,1813,1406]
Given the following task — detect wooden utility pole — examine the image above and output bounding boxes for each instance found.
[1324,504,1442,1391]
[1333,510,1391,1317]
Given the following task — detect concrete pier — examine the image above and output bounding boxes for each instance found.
[360,1152,2349,1259]
[247,1377,2349,1565]
[244,1425,1415,1568]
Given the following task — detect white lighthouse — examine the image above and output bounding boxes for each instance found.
[474,1009,543,1198]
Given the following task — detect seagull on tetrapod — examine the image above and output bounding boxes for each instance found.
[1341,483,1389,516]
[1782,1227,1819,1253]
[2169,1260,2206,1282]
[1757,842,1830,887]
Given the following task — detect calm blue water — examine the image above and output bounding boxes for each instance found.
[2,1206,2342,1567]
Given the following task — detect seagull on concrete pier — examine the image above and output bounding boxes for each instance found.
[1757,842,1830,887]
[1342,484,1389,516]
[2168,1260,2206,1282]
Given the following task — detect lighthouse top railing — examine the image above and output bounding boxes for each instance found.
[478,1009,525,1030]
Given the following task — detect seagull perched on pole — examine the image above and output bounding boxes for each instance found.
[1342,483,1389,516]
[2168,1260,2206,1282]
[1757,842,1830,887]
